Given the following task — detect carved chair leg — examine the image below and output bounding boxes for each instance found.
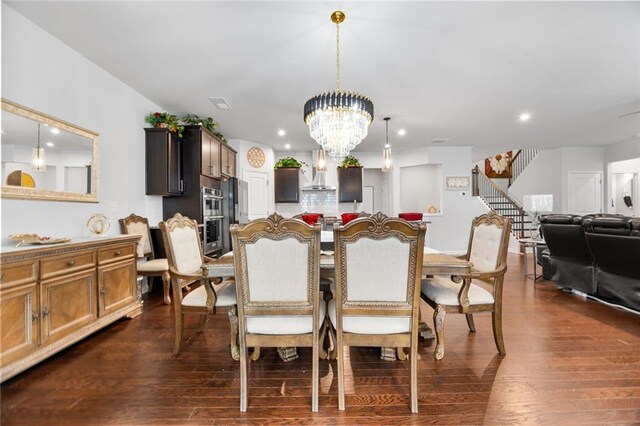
[433,305,446,360]
[337,331,346,411]
[410,332,418,413]
[239,332,249,412]
[465,313,476,333]
[162,271,171,304]
[173,312,184,355]
[492,309,506,355]
[318,317,329,359]
[396,347,407,361]
[196,314,207,333]
[312,330,319,412]
[228,305,240,361]
[250,347,261,361]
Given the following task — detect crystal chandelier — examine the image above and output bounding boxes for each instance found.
[31,123,47,171]
[303,10,374,161]
[382,117,392,172]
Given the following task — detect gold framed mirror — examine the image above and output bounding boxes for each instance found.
[1,99,99,202]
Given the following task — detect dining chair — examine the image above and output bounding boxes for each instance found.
[230,212,323,412]
[119,213,171,304]
[330,212,426,413]
[420,211,512,360]
[159,213,238,356]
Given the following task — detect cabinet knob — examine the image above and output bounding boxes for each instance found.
[32,311,39,322]
[100,287,106,296]
[42,307,50,318]
[114,251,121,256]
[67,260,76,266]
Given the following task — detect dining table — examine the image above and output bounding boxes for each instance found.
[205,232,472,362]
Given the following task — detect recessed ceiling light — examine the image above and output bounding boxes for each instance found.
[50,128,60,134]
[45,142,55,147]
[278,129,286,137]
[518,113,531,122]
[397,129,406,136]
[284,144,291,150]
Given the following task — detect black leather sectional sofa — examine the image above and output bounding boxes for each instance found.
[540,214,640,311]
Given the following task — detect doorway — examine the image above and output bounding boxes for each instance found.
[568,172,602,215]
[244,170,269,220]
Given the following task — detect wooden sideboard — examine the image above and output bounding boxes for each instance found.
[0,235,142,382]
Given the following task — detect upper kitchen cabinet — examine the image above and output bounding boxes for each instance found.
[182,125,221,179]
[145,128,182,196]
[274,167,300,203]
[221,144,236,178]
[338,166,363,203]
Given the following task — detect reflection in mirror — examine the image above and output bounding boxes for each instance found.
[1,99,99,202]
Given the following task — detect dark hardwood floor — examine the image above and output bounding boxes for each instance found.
[2,254,640,425]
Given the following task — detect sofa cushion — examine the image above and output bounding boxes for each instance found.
[583,217,633,236]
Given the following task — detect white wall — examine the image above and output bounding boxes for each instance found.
[508,148,563,211]
[2,6,164,241]
[399,164,442,213]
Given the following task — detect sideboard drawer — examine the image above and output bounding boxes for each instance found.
[98,244,135,265]
[0,260,37,289]
[41,250,96,280]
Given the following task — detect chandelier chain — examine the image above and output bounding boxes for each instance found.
[336,22,340,92]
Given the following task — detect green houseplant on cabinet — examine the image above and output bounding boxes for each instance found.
[274,157,307,203]
[338,155,363,202]
[145,112,184,138]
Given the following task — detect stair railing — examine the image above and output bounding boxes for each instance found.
[509,148,539,186]
[472,165,527,238]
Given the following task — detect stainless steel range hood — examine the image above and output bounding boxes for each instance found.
[302,169,335,191]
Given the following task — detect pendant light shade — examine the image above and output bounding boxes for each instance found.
[381,117,392,172]
[315,148,327,172]
[303,11,374,161]
[31,123,47,171]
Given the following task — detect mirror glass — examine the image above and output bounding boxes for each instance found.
[1,100,99,202]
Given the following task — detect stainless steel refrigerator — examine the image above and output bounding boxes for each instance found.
[220,177,249,253]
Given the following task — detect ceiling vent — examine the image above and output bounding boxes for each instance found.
[430,138,449,144]
[208,97,232,110]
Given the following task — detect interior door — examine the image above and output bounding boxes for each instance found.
[362,185,374,213]
[244,171,269,220]
[568,172,602,215]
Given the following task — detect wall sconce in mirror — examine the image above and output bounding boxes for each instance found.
[1,99,99,203]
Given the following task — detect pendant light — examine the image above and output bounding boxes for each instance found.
[382,117,392,172]
[315,148,327,172]
[303,10,374,161]
[31,123,47,171]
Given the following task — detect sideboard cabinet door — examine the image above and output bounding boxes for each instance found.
[0,283,39,366]
[40,270,97,346]
[98,260,136,317]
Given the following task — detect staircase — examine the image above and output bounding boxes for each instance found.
[509,148,539,187]
[473,167,531,238]
[472,149,540,239]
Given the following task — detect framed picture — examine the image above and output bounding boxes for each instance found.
[445,176,470,190]
[484,151,512,178]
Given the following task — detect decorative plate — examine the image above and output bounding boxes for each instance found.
[247,147,265,168]
[9,234,71,246]
[86,213,111,236]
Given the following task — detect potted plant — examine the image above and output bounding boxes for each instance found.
[340,155,362,169]
[145,112,184,138]
[274,157,308,170]
[182,114,228,143]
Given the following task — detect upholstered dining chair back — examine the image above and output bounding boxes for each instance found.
[331,212,426,413]
[230,212,322,412]
[119,213,153,259]
[161,214,204,276]
[466,213,511,279]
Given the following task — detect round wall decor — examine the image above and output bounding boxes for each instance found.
[247,147,266,168]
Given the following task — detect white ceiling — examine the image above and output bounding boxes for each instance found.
[6,1,640,160]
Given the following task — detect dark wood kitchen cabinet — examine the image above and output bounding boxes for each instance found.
[145,128,182,196]
[338,166,363,202]
[221,144,236,178]
[274,167,300,203]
